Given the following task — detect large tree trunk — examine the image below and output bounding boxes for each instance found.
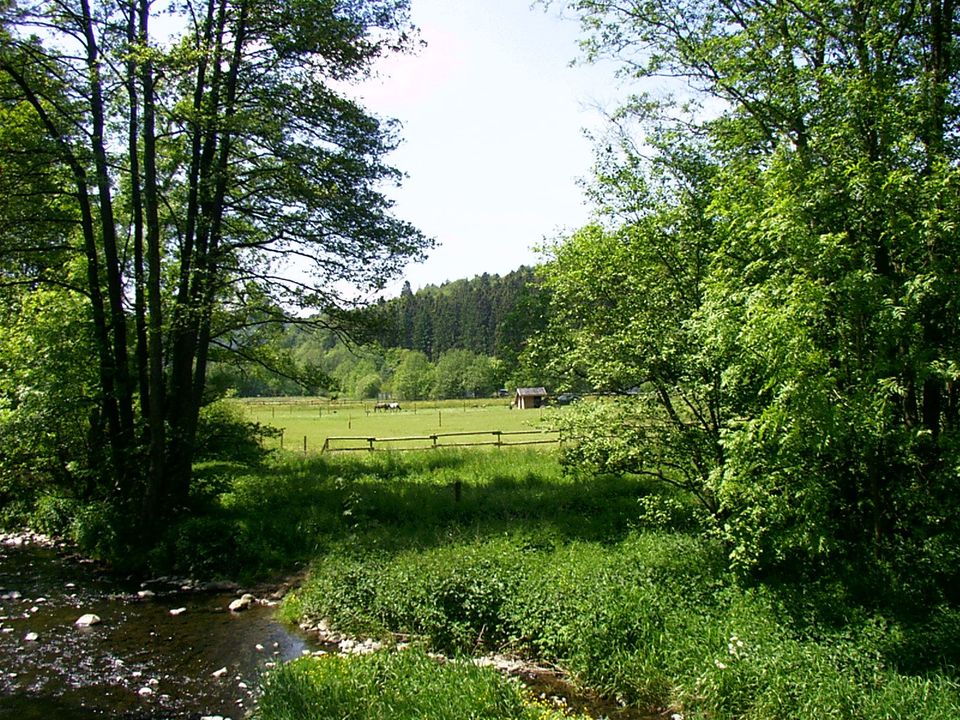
[80,0,137,488]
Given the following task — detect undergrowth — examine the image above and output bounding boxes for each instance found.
[254,648,591,720]
[18,448,960,718]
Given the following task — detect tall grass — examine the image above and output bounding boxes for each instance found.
[254,648,591,720]
[148,448,651,580]
[142,448,960,718]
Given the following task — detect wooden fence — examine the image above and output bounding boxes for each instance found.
[320,429,561,454]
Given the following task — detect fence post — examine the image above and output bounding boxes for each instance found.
[303,435,307,455]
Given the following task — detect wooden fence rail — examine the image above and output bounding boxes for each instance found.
[320,429,561,454]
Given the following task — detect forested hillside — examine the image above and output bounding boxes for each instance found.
[205,268,551,399]
[374,267,546,362]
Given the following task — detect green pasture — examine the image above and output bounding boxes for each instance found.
[241,397,558,453]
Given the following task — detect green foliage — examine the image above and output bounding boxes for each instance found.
[376,269,546,361]
[67,500,121,562]
[255,648,590,720]
[194,397,280,465]
[0,287,102,505]
[529,0,960,591]
[391,350,434,400]
[294,538,532,654]
[0,0,429,526]
[549,398,720,514]
[287,504,960,718]
[29,495,80,537]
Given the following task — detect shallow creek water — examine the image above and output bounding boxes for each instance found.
[0,536,316,719]
[0,536,652,720]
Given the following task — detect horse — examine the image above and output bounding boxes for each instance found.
[373,402,401,412]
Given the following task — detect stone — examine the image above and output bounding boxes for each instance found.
[169,607,187,616]
[228,594,255,612]
[211,667,228,678]
[137,590,156,600]
[75,613,101,627]
[138,687,153,697]
[24,632,39,642]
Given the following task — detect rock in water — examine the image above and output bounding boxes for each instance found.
[75,613,101,627]
[228,594,255,612]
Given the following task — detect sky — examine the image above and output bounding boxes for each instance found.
[347,0,624,294]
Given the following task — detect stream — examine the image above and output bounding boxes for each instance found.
[0,534,651,720]
[0,534,316,719]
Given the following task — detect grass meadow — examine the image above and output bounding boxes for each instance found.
[242,397,556,453]
[142,438,960,720]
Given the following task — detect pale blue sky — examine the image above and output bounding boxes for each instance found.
[350,0,623,293]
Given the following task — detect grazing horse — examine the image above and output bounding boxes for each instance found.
[373,402,401,412]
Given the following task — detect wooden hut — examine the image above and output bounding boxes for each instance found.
[514,387,548,410]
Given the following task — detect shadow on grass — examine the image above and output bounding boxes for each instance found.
[160,450,686,581]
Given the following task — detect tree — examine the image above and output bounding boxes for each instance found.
[531,130,724,514]
[0,0,429,525]
[390,350,434,401]
[546,0,960,584]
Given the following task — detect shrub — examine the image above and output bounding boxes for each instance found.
[30,494,79,536]
[195,397,280,465]
[69,500,120,561]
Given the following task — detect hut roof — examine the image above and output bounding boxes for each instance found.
[515,387,548,397]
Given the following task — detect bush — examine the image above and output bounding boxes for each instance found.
[194,397,280,465]
[69,501,120,561]
[292,538,530,654]
[30,494,79,536]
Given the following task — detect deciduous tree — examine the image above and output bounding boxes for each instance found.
[0,0,429,525]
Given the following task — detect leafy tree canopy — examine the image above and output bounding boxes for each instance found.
[0,0,429,526]
[538,0,960,595]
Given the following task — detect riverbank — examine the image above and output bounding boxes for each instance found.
[7,450,960,719]
[260,450,960,720]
